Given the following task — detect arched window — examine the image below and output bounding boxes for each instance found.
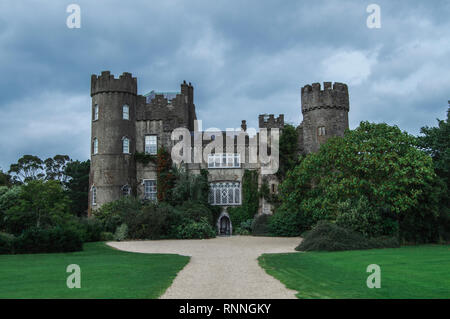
[94,104,99,121]
[93,138,98,154]
[123,105,129,120]
[122,185,131,196]
[123,137,130,154]
[91,186,97,206]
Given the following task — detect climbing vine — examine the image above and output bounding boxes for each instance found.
[134,151,157,165]
[228,169,259,227]
[156,147,175,202]
[277,123,300,180]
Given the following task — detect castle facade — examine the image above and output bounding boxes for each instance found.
[88,71,350,234]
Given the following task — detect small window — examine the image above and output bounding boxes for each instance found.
[122,185,131,196]
[123,137,130,154]
[123,105,129,120]
[145,135,157,155]
[94,104,99,121]
[93,138,98,154]
[318,126,326,136]
[144,180,157,201]
[91,186,97,206]
[271,184,276,193]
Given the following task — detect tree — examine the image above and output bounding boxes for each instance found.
[4,180,71,235]
[278,122,439,241]
[44,155,72,183]
[64,160,90,216]
[417,105,450,193]
[417,104,450,241]
[8,155,44,183]
[0,170,12,187]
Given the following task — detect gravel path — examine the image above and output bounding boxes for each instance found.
[108,236,301,299]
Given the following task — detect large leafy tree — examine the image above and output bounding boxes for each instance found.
[64,160,90,216]
[417,105,450,241]
[44,155,72,183]
[279,122,439,241]
[4,180,71,235]
[8,155,44,183]
[0,170,12,187]
[417,105,450,193]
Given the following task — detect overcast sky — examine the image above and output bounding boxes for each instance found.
[0,0,449,170]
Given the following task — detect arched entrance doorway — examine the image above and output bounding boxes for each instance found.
[217,211,232,236]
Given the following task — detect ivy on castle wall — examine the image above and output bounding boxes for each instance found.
[259,177,279,206]
[228,169,259,227]
[156,147,175,202]
[277,123,301,180]
[134,152,157,165]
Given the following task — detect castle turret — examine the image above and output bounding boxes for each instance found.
[258,114,284,129]
[88,71,137,214]
[300,82,349,154]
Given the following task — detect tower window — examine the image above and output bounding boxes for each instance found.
[94,104,99,121]
[143,180,157,201]
[122,185,131,196]
[123,105,129,120]
[145,135,157,155]
[318,126,326,136]
[93,138,98,154]
[123,137,130,154]
[91,186,97,206]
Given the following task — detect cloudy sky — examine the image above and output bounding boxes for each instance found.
[0,0,449,170]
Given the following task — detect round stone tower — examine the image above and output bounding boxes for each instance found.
[301,82,349,154]
[88,71,137,214]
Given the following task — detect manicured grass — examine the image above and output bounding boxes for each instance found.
[259,245,450,299]
[0,242,189,298]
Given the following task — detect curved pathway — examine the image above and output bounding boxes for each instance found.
[108,236,300,299]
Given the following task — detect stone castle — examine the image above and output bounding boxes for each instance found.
[88,71,350,235]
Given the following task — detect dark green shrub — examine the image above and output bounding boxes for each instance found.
[295,221,399,252]
[14,226,83,254]
[175,217,216,239]
[268,209,301,236]
[240,219,253,232]
[114,223,128,241]
[125,204,169,240]
[251,214,271,236]
[93,197,142,233]
[77,217,103,242]
[100,231,114,241]
[0,232,15,254]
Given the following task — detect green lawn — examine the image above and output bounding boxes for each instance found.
[0,242,189,298]
[259,245,450,299]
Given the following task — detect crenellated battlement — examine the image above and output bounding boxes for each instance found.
[258,114,284,129]
[301,82,349,114]
[91,71,137,97]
